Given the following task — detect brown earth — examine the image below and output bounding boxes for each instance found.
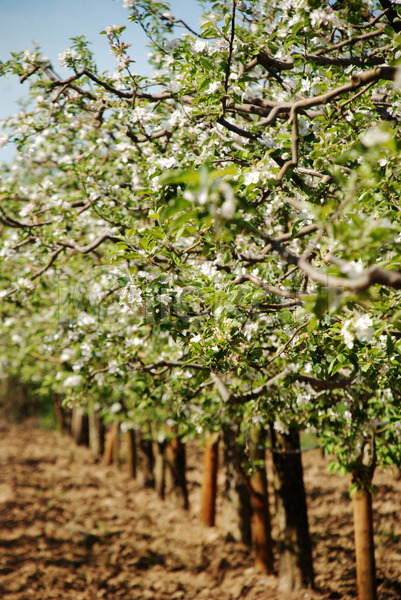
[0,423,400,600]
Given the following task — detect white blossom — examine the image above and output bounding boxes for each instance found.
[58,49,80,68]
[165,38,181,52]
[243,322,258,340]
[205,81,220,94]
[220,198,236,219]
[60,348,75,362]
[105,25,121,36]
[243,170,260,185]
[63,374,82,388]
[157,293,172,305]
[193,39,209,53]
[340,260,364,278]
[355,315,374,343]
[0,132,8,147]
[341,320,354,349]
[361,126,391,148]
[94,373,104,386]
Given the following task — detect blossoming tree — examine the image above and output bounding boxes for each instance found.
[1,0,401,598]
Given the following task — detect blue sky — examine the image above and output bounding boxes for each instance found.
[0,0,205,161]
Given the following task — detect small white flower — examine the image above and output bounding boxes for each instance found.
[340,260,364,278]
[190,334,201,343]
[60,348,75,362]
[193,39,209,53]
[157,293,172,305]
[355,314,374,343]
[274,420,289,435]
[63,374,82,388]
[165,38,181,52]
[105,25,121,36]
[167,80,182,93]
[243,322,258,340]
[341,320,354,349]
[0,132,8,147]
[58,48,80,68]
[17,277,33,290]
[361,126,391,148]
[199,262,218,279]
[214,305,224,318]
[244,170,260,185]
[157,156,177,169]
[110,402,122,413]
[123,0,136,8]
[108,359,119,374]
[94,373,104,386]
[205,81,220,94]
[220,198,236,219]
[77,313,97,327]
[343,410,352,421]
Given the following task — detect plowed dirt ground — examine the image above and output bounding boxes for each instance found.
[1,423,400,599]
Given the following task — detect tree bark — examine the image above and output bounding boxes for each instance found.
[249,426,274,574]
[138,434,155,488]
[89,411,105,457]
[71,407,89,446]
[153,440,166,500]
[112,421,120,467]
[165,436,189,510]
[54,395,66,433]
[200,434,219,527]
[352,482,377,600]
[222,426,252,546]
[270,426,314,591]
[103,421,119,466]
[125,429,137,478]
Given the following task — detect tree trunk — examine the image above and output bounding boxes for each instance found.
[125,429,137,478]
[71,407,89,446]
[222,426,252,546]
[200,434,219,527]
[89,411,105,457]
[165,436,189,510]
[103,421,119,466]
[112,421,120,467]
[138,435,155,488]
[352,481,377,600]
[153,440,166,500]
[270,425,314,591]
[249,426,274,574]
[54,395,66,433]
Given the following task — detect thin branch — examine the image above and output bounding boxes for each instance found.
[222,0,237,113]
[0,206,52,229]
[254,229,401,292]
[31,246,65,280]
[58,234,116,254]
[211,373,231,402]
[236,369,288,402]
[139,359,206,372]
[297,374,356,390]
[232,273,304,299]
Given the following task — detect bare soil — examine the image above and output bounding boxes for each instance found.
[0,423,400,600]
